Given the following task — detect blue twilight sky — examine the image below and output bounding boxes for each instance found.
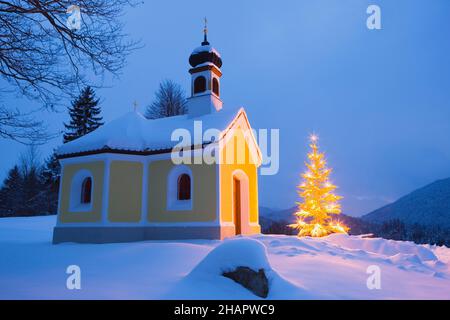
[0,0,449,216]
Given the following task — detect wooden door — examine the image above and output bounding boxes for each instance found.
[233,177,241,235]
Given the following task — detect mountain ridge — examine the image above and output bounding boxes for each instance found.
[362,178,450,228]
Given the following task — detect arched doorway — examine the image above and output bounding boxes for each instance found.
[233,176,242,235]
[232,170,249,235]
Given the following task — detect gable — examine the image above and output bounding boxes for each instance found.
[218,108,262,167]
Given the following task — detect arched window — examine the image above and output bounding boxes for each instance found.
[194,76,206,94]
[167,166,193,211]
[69,170,94,212]
[81,177,92,204]
[177,174,191,200]
[212,78,220,96]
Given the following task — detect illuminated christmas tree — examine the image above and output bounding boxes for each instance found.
[290,134,349,237]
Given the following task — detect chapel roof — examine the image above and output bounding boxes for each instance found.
[56,107,250,158]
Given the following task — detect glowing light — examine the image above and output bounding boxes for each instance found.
[297,210,309,216]
[290,134,349,238]
[311,224,326,237]
[330,221,348,234]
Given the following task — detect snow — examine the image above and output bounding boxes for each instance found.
[326,233,437,261]
[57,108,243,156]
[1,216,450,299]
[194,62,221,70]
[191,238,272,273]
[167,238,310,299]
[192,45,221,58]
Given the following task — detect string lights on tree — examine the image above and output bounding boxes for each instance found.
[290,134,349,237]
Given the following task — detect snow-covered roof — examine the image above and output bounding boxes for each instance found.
[195,62,220,69]
[191,45,221,58]
[56,107,247,157]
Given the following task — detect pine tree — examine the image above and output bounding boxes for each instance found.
[289,134,348,237]
[20,165,43,216]
[145,80,187,119]
[39,152,61,214]
[0,147,60,217]
[0,166,23,217]
[41,152,60,191]
[63,86,103,143]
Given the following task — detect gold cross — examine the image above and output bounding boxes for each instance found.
[203,17,208,35]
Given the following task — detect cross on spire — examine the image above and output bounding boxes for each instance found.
[202,17,209,46]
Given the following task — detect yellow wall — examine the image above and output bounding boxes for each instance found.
[147,159,217,222]
[219,127,259,224]
[59,161,104,223]
[108,161,143,222]
[58,127,259,228]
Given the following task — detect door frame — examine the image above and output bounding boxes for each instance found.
[232,170,250,235]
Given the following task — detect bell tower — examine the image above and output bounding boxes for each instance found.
[187,19,223,117]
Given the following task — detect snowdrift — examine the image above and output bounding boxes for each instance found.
[1,216,449,299]
[166,238,313,299]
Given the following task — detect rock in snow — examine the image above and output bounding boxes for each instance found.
[223,267,269,298]
[196,239,270,297]
[165,237,310,299]
[189,238,272,276]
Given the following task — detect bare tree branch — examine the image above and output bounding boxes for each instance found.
[0,105,56,144]
[0,0,140,143]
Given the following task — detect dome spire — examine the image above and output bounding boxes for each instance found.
[188,17,222,68]
[202,17,209,45]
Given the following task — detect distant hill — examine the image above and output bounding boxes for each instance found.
[259,206,296,223]
[362,178,450,228]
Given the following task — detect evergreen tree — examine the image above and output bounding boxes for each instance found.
[63,86,103,143]
[0,166,23,217]
[0,145,62,217]
[20,165,44,216]
[41,153,60,192]
[289,134,348,237]
[145,80,187,119]
[380,219,407,241]
[39,152,61,214]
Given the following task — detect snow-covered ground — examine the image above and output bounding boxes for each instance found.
[0,216,449,300]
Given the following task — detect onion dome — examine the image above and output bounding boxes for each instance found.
[189,28,222,69]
